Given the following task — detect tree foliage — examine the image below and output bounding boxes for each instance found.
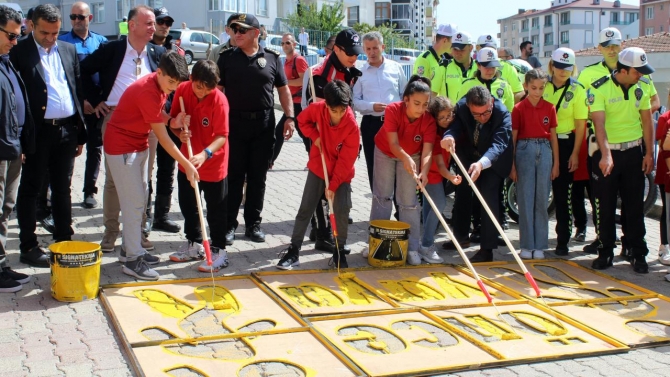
[351,22,414,51]
[286,1,345,33]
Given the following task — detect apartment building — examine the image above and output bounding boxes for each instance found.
[640,0,670,36]
[498,0,639,58]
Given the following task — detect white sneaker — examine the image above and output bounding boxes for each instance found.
[198,248,229,272]
[533,249,545,259]
[407,250,422,266]
[520,249,533,259]
[419,245,444,264]
[361,247,369,258]
[659,245,670,266]
[170,242,205,262]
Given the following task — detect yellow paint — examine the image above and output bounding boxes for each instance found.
[464,315,522,341]
[194,285,240,312]
[336,277,377,305]
[509,311,568,336]
[430,272,487,299]
[380,280,445,302]
[164,364,209,377]
[343,330,390,354]
[134,289,194,318]
[280,285,344,308]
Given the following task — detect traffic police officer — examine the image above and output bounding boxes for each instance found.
[543,47,587,255]
[413,23,455,97]
[444,31,478,103]
[217,14,295,244]
[476,35,524,103]
[588,47,654,273]
[457,47,514,112]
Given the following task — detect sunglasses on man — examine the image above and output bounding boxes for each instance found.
[0,27,19,41]
[336,45,357,57]
[69,14,88,21]
[156,19,173,27]
[230,26,250,35]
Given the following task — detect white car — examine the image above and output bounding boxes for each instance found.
[388,48,421,65]
[266,34,318,56]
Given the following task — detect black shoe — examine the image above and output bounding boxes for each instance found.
[225,228,235,245]
[469,249,493,263]
[591,252,614,270]
[555,244,569,256]
[2,267,30,284]
[348,215,353,224]
[340,244,351,255]
[245,225,265,243]
[469,230,481,243]
[619,244,633,262]
[329,253,348,269]
[315,237,336,253]
[276,246,300,270]
[583,240,601,255]
[501,220,510,231]
[20,246,50,268]
[0,271,22,293]
[497,235,506,246]
[40,214,56,234]
[574,229,586,243]
[82,194,97,209]
[443,239,471,250]
[152,218,181,233]
[308,227,316,242]
[631,256,649,274]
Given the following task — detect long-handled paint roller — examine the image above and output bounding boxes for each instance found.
[449,150,567,334]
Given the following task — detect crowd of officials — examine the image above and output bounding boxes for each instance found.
[0,2,668,289]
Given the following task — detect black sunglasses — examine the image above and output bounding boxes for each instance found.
[336,45,357,57]
[69,14,87,21]
[156,19,173,27]
[230,26,249,35]
[0,27,19,41]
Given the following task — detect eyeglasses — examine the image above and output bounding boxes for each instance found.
[437,112,455,123]
[0,27,19,41]
[156,19,173,27]
[336,45,357,57]
[69,14,87,21]
[325,45,334,53]
[470,107,493,118]
[280,41,293,45]
[230,26,249,35]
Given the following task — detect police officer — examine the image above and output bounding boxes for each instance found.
[413,23,455,97]
[457,47,514,112]
[444,31,478,103]
[217,14,295,244]
[588,47,654,273]
[543,48,587,256]
[476,35,524,103]
[208,13,239,61]
[58,1,107,209]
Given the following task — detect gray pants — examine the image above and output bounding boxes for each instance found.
[0,155,22,268]
[291,171,351,250]
[105,150,149,260]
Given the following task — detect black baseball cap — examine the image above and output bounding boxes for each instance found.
[230,13,260,29]
[335,28,363,56]
[226,13,240,26]
[154,7,174,23]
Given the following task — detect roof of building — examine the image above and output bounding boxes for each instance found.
[500,0,637,21]
[575,32,670,56]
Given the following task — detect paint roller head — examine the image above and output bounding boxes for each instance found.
[340,272,356,279]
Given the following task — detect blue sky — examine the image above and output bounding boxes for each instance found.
[435,0,640,45]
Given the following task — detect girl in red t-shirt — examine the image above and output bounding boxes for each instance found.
[420,97,462,259]
[511,69,559,259]
[369,75,436,266]
[657,111,670,270]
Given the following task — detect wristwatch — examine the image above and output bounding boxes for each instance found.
[286,116,295,121]
[204,148,213,159]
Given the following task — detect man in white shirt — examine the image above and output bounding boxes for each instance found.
[298,27,308,56]
[353,31,407,189]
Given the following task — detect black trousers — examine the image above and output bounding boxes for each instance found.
[177,172,228,249]
[571,179,592,232]
[592,147,647,255]
[361,115,384,191]
[154,130,181,197]
[661,184,668,245]
[83,114,102,195]
[452,162,502,250]
[17,122,78,251]
[227,109,275,229]
[552,135,575,246]
[272,103,307,163]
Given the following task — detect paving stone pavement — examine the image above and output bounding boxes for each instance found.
[1,108,669,376]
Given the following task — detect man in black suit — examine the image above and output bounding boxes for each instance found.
[441,86,513,263]
[80,5,165,255]
[9,4,86,267]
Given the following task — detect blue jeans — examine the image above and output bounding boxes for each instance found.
[370,147,421,252]
[421,182,446,248]
[516,139,552,250]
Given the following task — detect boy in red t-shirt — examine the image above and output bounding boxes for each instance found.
[167,60,230,273]
[276,80,360,270]
[104,52,197,281]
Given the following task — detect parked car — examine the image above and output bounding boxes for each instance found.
[168,29,219,65]
[388,48,421,65]
[266,34,318,56]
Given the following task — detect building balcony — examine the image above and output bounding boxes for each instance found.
[544,40,553,46]
[531,25,540,30]
[521,27,529,32]
[560,20,570,25]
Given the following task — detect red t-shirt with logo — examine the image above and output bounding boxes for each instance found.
[284,55,309,104]
[375,101,437,158]
[512,97,557,140]
[103,73,167,155]
[171,81,230,182]
[655,111,670,189]
[427,139,452,184]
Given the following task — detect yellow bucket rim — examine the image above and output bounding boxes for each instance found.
[369,219,411,230]
[48,241,101,254]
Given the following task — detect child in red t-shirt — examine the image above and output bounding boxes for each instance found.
[167,60,230,273]
[511,69,559,259]
[104,52,197,281]
[420,97,462,258]
[369,75,436,266]
[276,80,360,270]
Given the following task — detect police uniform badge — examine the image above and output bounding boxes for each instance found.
[417,66,425,75]
[563,91,573,109]
[634,87,643,108]
[202,117,210,127]
[587,92,595,105]
[258,57,267,68]
[496,88,504,98]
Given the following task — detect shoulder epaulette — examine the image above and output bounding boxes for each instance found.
[219,46,234,55]
[584,62,600,68]
[421,50,431,58]
[591,75,610,89]
[499,81,506,88]
[639,76,650,85]
[462,77,476,85]
[571,79,585,89]
[263,47,280,56]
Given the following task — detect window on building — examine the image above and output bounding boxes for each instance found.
[348,6,359,27]
[662,4,665,10]
[626,12,638,23]
[147,0,162,7]
[646,27,654,35]
[209,0,220,11]
[521,19,528,31]
[257,0,268,16]
[116,0,136,20]
[544,15,552,27]
[662,26,664,32]
[560,12,570,25]
[531,35,538,46]
[426,7,432,18]
[223,0,235,12]
[611,11,619,24]
[522,36,529,42]
[504,24,508,32]
[585,30,593,44]
[392,4,411,20]
[503,39,507,47]
[237,0,247,13]
[544,51,552,57]
[375,2,390,21]
[560,30,569,43]
[531,17,539,29]
[512,23,517,31]
[544,32,553,45]
[512,38,515,47]
[646,6,654,20]
[91,2,104,23]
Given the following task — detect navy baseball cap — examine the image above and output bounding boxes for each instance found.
[154,7,174,23]
[230,13,260,29]
[335,28,363,56]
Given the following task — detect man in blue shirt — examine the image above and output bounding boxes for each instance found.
[59,1,107,209]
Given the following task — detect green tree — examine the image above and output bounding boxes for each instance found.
[286,1,345,33]
[351,22,414,51]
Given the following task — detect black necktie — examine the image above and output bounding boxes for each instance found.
[474,123,481,146]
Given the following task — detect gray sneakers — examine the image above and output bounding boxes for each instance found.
[119,248,160,265]
[122,259,159,281]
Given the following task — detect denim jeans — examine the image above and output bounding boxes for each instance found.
[370,147,421,252]
[421,182,446,248]
[516,138,552,250]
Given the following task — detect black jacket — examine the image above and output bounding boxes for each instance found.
[0,58,35,158]
[80,39,165,107]
[9,34,86,146]
[444,98,513,179]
